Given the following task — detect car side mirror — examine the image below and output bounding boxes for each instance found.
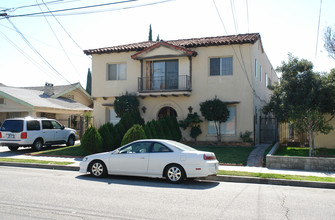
[61,125,65,130]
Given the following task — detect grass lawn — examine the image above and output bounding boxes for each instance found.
[275,146,335,157]
[32,144,254,165]
[29,145,89,157]
[0,158,73,166]
[192,145,254,165]
[217,170,335,183]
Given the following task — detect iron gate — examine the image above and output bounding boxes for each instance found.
[259,116,278,144]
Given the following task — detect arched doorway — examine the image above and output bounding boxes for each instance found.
[157,107,177,119]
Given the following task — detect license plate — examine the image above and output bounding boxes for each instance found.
[6,134,15,138]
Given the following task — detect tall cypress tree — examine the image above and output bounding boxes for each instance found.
[86,68,92,95]
[148,24,152,41]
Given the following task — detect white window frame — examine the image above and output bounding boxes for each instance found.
[109,108,120,125]
[260,66,262,82]
[265,73,268,87]
[107,63,127,81]
[208,106,236,135]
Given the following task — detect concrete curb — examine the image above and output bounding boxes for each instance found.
[1,162,335,189]
[203,175,335,189]
[0,162,79,171]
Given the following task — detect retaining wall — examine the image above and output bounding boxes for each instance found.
[266,143,335,172]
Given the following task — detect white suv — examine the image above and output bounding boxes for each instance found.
[0,117,77,151]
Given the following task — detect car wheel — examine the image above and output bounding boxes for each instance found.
[165,164,185,184]
[66,135,75,146]
[32,139,43,151]
[8,146,19,151]
[89,160,107,178]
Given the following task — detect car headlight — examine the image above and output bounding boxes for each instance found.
[82,157,88,162]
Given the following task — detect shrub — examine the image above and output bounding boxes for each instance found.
[81,126,103,154]
[114,123,126,147]
[147,121,158,138]
[240,131,253,142]
[120,110,145,131]
[178,112,203,141]
[114,93,139,118]
[169,116,182,141]
[143,124,153,139]
[159,117,173,140]
[154,120,166,139]
[121,124,147,146]
[98,123,115,151]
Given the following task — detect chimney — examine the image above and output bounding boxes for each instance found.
[44,82,54,96]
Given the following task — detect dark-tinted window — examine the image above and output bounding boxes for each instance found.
[151,143,172,153]
[42,120,53,129]
[27,120,40,131]
[0,120,24,132]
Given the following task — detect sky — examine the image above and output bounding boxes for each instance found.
[0,0,335,88]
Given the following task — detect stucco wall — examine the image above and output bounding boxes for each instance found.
[315,115,335,149]
[91,40,277,142]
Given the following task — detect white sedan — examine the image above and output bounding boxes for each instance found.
[79,139,219,183]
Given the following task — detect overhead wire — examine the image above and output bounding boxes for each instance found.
[0,30,62,83]
[6,17,72,84]
[37,0,84,82]
[212,0,268,104]
[315,0,322,63]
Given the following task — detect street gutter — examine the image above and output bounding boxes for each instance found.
[1,162,335,189]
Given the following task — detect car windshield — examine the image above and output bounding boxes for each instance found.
[0,120,24,132]
[167,141,197,151]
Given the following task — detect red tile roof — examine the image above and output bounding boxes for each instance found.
[131,41,197,59]
[84,33,260,55]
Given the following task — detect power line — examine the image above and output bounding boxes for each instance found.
[6,17,72,84]
[37,0,84,82]
[2,0,139,18]
[0,29,62,83]
[230,0,239,34]
[315,0,322,62]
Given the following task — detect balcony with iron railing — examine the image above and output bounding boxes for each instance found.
[138,75,191,94]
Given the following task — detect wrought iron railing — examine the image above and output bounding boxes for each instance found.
[138,75,191,92]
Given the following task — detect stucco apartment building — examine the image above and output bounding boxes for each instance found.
[84,33,278,144]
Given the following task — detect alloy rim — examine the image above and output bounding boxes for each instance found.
[92,163,103,176]
[167,167,181,181]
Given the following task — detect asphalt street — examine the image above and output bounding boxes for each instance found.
[1,166,335,220]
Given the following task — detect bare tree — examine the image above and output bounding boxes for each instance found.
[324,26,335,60]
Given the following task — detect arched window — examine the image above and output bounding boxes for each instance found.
[157,107,177,119]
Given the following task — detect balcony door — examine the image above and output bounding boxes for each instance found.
[151,60,178,90]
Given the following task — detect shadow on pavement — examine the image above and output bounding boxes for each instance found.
[76,174,220,190]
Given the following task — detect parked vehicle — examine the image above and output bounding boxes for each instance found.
[0,117,77,151]
[79,139,218,183]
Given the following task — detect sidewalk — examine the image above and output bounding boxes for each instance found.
[1,145,335,189]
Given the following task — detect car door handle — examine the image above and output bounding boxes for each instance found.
[140,157,145,159]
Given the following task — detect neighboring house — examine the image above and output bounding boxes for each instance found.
[84,33,278,144]
[0,82,92,134]
[315,115,335,148]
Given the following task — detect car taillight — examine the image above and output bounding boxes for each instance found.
[21,132,27,139]
[203,153,216,160]
[0,132,2,138]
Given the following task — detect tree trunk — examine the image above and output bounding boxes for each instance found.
[308,131,312,157]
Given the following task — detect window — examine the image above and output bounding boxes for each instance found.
[51,120,62,129]
[108,108,120,125]
[119,142,152,154]
[27,120,40,131]
[0,98,4,105]
[265,73,268,87]
[151,143,172,153]
[42,120,53,129]
[147,60,178,90]
[255,59,258,78]
[210,57,233,76]
[107,63,126,80]
[208,106,236,135]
